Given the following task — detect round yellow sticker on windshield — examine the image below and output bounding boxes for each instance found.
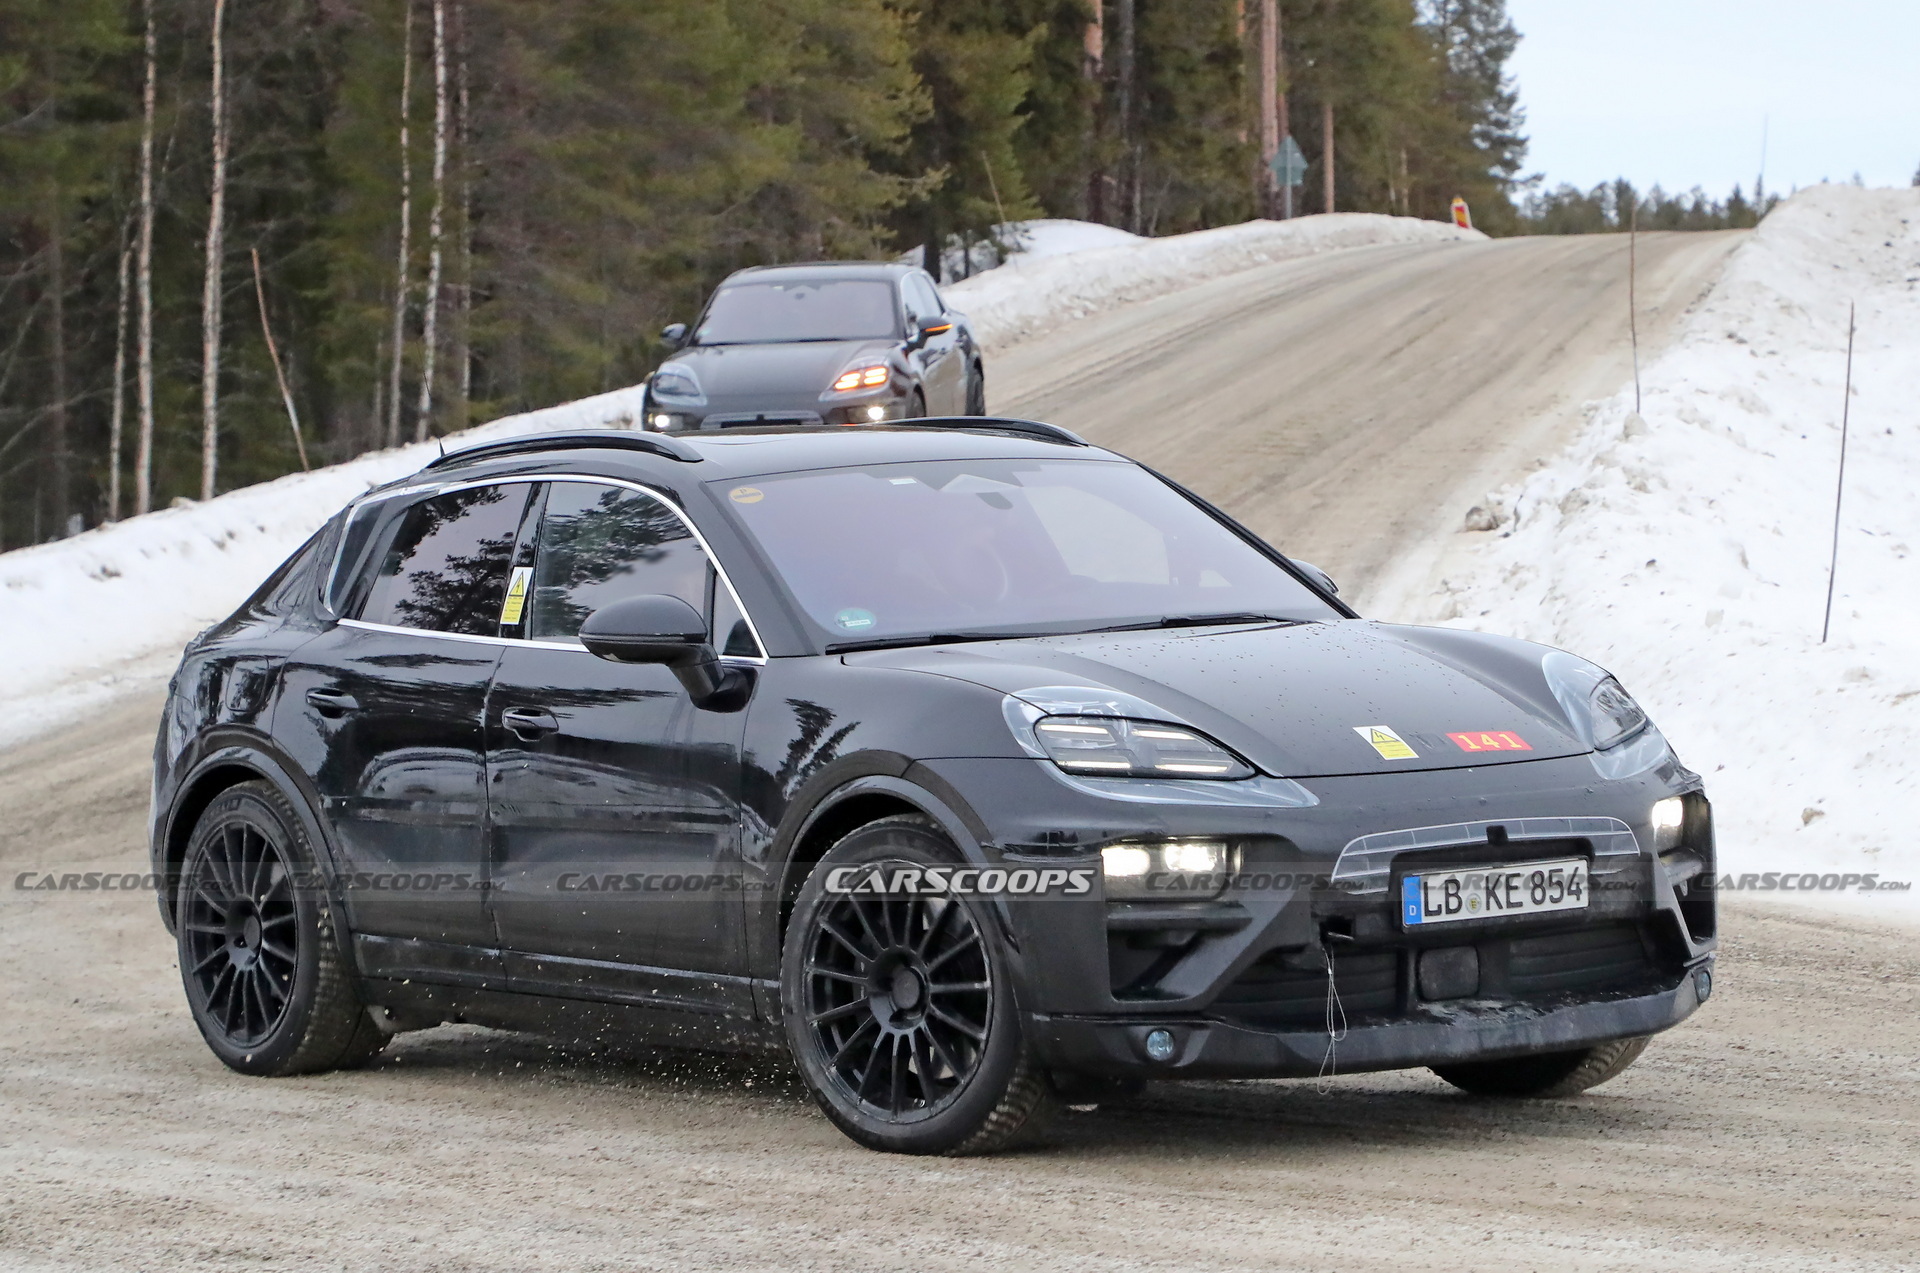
[730,486,764,504]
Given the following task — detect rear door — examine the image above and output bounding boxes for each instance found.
[485,478,757,1017]
[276,481,536,982]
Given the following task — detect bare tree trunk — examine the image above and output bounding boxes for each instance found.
[453,0,471,427]
[108,222,132,521]
[251,248,309,470]
[1321,100,1335,215]
[414,0,448,441]
[200,0,230,501]
[1082,1,1103,223]
[1114,0,1135,233]
[386,1,416,449]
[47,193,71,536]
[135,0,157,516]
[1257,0,1277,217]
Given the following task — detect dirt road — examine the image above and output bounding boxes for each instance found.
[7,230,1919,1272]
[994,230,1740,610]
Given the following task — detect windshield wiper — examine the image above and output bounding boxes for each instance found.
[825,631,1042,654]
[1080,613,1297,635]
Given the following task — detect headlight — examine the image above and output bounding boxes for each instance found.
[650,368,704,403]
[1587,676,1649,750]
[1650,796,1686,852]
[829,364,891,392]
[1102,839,1235,900]
[1033,715,1255,779]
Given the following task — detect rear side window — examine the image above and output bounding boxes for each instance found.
[358,484,533,635]
[528,482,711,643]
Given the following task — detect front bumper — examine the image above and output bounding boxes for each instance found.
[1028,959,1712,1079]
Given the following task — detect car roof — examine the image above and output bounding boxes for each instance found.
[720,261,916,286]
[411,421,1126,491]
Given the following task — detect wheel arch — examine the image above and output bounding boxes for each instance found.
[160,743,339,934]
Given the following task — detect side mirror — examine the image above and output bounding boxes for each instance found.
[579,595,750,709]
[906,315,952,350]
[660,322,688,348]
[1291,559,1339,596]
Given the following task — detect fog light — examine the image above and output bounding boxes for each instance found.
[648,412,674,431]
[1651,796,1685,852]
[863,405,889,422]
[1101,839,1233,900]
[1694,966,1713,1003]
[1144,1029,1176,1063]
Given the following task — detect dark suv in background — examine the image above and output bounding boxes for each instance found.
[644,262,984,431]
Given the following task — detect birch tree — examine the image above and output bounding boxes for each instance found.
[414,0,448,441]
[387,0,416,448]
[201,0,230,500]
[135,0,157,516]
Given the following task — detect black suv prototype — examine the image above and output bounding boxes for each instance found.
[152,420,1716,1155]
[644,262,983,431]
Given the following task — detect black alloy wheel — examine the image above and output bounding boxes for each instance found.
[176,781,388,1075]
[180,814,300,1048]
[803,878,992,1122]
[782,814,1055,1154]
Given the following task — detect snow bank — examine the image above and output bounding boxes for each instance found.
[1381,186,1920,920]
[945,213,1483,348]
[0,385,649,750]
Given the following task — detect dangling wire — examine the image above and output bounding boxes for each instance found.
[1317,941,1349,1085]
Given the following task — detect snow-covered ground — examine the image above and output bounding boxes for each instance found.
[1378,185,1920,920]
[946,213,1482,348]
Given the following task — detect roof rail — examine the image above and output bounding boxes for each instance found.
[424,429,702,470]
[898,417,1089,447]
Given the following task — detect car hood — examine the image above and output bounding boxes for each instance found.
[661,340,893,401]
[850,620,1591,779]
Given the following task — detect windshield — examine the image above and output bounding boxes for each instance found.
[696,279,899,344]
[713,458,1339,646]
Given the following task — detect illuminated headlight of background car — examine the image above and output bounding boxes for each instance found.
[1032,715,1255,779]
[1101,839,1237,900]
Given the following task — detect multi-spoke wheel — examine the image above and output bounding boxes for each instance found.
[782,814,1055,1155]
[176,781,387,1075]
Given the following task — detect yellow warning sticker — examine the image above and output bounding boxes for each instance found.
[729,486,764,504]
[499,565,532,625]
[1354,724,1419,760]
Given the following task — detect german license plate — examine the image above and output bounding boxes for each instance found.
[1401,857,1588,927]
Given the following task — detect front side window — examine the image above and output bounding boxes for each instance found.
[695,279,899,345]
[358,484,533,635]
[528,482,712,644]
[714,458,1340,645]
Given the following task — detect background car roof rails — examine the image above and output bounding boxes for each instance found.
[898,416,1089,447]
[424,430,704,470]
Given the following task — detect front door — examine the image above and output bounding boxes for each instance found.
[485,479,754,1016]
[276,481,536,981]
[905,273,964,412]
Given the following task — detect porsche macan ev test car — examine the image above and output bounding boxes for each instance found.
[151,420,1716,1155]
[643,262,984,431]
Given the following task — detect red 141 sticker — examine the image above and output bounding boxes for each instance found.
[1447,731,1532,753]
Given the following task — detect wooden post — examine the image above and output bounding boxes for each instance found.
[252,248,309,471]
[1321,100,1335,214]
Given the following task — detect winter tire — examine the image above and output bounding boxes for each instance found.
[176,780,388,1076]
[965,363,986,416]
[1431,1035,1650,1098]
[781,814,1055,1155]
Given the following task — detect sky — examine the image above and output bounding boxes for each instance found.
[1505,0,1920,198]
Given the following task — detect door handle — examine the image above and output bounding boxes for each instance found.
[501,707,559,740]
[305,688,359,717]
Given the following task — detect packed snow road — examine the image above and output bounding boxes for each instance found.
[6,227,1919,1271]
